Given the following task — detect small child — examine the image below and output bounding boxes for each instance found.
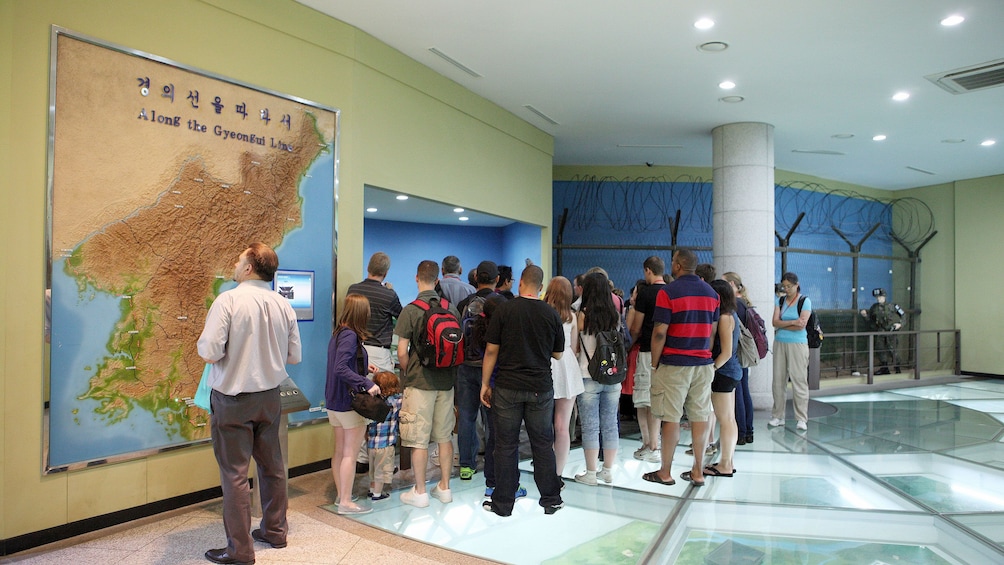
[367,371,403,501]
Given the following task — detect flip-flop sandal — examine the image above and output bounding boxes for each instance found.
[642,471,675,486]
[703,464,735,477]
[680,471,705,487]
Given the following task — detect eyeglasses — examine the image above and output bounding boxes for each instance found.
[781,284,796,291]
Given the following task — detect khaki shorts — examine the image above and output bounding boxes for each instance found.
[369,445,396,484]
[632,351,653,408]
[326,409,367,429]
[650,364,713,423]
[399,387,456,448]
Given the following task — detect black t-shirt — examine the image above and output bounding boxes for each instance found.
[486,297,564,392]
[633,282,664,352]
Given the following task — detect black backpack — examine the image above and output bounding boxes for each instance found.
[583,329,628,385]
[780,296,823,349]
[460,294,487,362]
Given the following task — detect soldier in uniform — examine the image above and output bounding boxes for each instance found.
[860,288,905,375]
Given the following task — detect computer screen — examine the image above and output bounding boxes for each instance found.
[273,269,314,321]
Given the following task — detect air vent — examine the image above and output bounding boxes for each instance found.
[926,59,1004,94]
[428,48,482,78]
[523,104,559,125]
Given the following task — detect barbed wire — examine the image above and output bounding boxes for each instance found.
[559,176,936,248]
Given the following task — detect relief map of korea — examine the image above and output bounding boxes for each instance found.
[64,113,324,443]
[49,34,335,467]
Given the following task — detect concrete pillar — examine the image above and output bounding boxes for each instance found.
[712,122,775,410]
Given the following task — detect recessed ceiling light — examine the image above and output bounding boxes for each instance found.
[892,91,910,101]
[366,207,378,213]
[831,133,855,139]
[396,194,409,201]
[453,207,465,213]
[694,18,715,30]
[697,41,729,53]
[719,80,736,90]
[719,96,744,103]
[872,134,887,141]
[981,139,997,146]
[941,138,965,144]
[458,216,469,222]
[941,15,965,26]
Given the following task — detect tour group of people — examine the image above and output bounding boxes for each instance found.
[194,242,821,564]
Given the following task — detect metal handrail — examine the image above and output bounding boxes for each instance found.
[815,329,960,384]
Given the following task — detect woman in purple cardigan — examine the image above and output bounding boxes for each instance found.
[325,293,380,514]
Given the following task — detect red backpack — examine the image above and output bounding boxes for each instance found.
[411,298,464,368]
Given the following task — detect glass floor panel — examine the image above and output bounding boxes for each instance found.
[331,378,1004,564]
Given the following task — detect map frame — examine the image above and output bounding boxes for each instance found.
[43,26,339,474]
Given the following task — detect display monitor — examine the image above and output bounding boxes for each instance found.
[273,269,314,321]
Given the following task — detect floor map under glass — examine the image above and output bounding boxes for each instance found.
[46,29,337,471]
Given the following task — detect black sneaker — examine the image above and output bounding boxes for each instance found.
[544,502,564,515]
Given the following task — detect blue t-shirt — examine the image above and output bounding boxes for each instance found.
[775,296,812,344]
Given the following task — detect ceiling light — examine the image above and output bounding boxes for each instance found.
[872,134,887,141]
[366,207,378,213]
[697,41,729,53]
[694,18,715,30]
[941,15,965,26]
[941,138,965,143]
[982,139,997,146]
[453,207,464,213]
[396,194,409,201]
[719,96,744,103]
[831,133,854,139]
[458,216,469,222]
[719,80,736,90]
[892,91,910,101]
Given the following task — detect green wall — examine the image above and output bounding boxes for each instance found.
[1,0,553,541]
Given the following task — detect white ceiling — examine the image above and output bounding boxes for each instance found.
[302,0,1004,221]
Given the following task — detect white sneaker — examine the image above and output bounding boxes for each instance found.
[796,420,808,431]
[768,418,785,427]
[598,467,613,484]
[400,486,430,508]
[574,470,597,486]
[643,450,662,463]
[633,447,649,460]
[430,484,453,504]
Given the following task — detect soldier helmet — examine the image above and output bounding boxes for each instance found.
[872,288,886,297]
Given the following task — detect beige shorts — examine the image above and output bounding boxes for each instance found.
[326,409,367,429]
[399,387,456,448]
[632,351,653,408]
[369,445,396,484]
[650,364,714,423]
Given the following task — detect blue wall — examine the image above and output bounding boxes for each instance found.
[553,180,893,309]
[361,218,540,304]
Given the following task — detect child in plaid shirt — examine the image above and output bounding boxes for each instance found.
[367,371,403,501]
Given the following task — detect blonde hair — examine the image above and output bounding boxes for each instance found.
[722,272,752,307]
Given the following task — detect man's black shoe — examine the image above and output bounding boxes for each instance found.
[876,367,891,375]
[544,502,564,515]
[251,528,287,548]
[205,548,254,564]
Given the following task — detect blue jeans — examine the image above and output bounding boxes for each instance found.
[456,364,487,469]
[734,367,753,435]
[489,386,562,515]
[576,378,621,450]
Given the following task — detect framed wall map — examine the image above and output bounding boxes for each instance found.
[45,28,337,472]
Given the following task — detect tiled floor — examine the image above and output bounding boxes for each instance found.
[7,377,1004,564]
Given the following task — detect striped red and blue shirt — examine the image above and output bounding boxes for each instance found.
[653,274,720,366]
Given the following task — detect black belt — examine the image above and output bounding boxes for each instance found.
[365,343,392,349]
